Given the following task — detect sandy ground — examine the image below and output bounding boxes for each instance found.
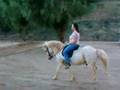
[0,41,119,90]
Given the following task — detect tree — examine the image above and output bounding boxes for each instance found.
[0,0,31,40]
[0,0,98,41]
[29,0,98,42]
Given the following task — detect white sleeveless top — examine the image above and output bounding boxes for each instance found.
[69,31,80,44]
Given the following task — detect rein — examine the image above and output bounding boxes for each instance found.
[46,46,54,60]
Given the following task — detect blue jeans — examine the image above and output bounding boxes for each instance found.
[62,43,79,64]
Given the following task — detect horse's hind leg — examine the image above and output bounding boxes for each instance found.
[91,62,97,80]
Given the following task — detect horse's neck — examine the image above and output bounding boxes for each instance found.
[51,44,64,55]
[53,47,62,55]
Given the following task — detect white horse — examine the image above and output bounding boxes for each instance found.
[42,40,109,81]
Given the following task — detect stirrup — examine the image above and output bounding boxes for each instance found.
[84,60,88,66]
[63,61,71,69]
[63,61,71,66]
[65,65,70,69]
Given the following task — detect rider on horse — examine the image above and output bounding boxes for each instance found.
[63,23,80,69]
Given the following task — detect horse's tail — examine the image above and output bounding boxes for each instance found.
[96,49,109,74]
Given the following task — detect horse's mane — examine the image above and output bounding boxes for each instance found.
[44,40,64,53]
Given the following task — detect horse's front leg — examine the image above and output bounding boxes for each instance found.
[52,62,63,80]
[68,69,75,81]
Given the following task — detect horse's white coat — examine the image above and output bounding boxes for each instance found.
[56,45,97,65]
[43,40,108,80]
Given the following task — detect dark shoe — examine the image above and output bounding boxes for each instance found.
[63,61,71,69]
[65,64,70,69]
[84,60,88,66]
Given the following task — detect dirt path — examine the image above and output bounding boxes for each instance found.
[0,41,119,90]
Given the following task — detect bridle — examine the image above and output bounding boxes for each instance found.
[45,45,54,60]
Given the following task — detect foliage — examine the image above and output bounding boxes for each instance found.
[78,19,120,41]
[0,0,98,41]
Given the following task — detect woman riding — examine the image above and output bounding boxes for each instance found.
[63,23,80,69]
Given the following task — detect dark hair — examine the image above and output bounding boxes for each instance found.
[73,23,79,33]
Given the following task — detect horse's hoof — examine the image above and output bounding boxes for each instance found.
[52,76,58,80]
[69,77,75,81]
[92,77,96,81]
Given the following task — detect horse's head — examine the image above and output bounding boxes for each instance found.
[42,40,64,60]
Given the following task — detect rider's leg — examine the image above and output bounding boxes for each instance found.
[63,44,79,69]
[70,43,79,50]
[63,45,72,65]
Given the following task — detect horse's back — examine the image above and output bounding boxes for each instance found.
[56,46,82,63]
[81,45,97,63]
[56,45,97,64]
[82,45,96,54]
